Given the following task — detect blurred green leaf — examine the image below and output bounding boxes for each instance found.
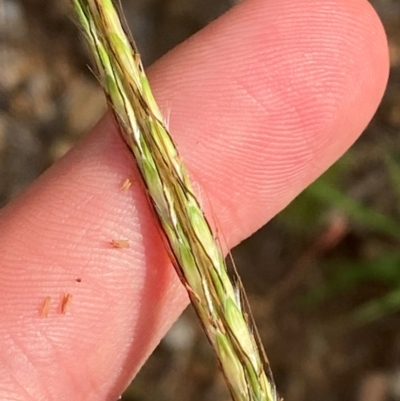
[351,287,400,325]
[302,252,400,307]
[308,179,400,239]
[384,152,400,213]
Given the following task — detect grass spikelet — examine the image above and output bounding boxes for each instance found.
[71,1,279,400]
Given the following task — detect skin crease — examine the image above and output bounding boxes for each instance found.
[0,0,389,399]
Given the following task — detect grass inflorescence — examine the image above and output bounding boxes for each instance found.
[71,1,279,400]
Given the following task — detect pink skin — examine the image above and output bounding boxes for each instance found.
[0,0,389,399]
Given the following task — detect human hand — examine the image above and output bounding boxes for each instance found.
[0,0,388,399]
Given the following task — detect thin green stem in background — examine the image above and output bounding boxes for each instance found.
[71,1,279,400]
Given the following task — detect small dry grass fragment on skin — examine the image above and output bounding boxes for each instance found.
[110,239,130,248]
[41,296,52,317]
[61,293,73,314]
[121,178,132,190]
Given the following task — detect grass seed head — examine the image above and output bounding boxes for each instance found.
[71,1,278,400]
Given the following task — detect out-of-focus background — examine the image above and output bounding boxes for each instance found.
[0,1,399,400]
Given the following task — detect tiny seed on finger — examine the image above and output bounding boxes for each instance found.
[41,296,52,318]
[110,239,130,248]
[121,178,132,190]
[61,293,73,315]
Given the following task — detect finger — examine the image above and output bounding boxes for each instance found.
[0,0,388,400]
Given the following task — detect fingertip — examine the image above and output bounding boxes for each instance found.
[148,0,389,243]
